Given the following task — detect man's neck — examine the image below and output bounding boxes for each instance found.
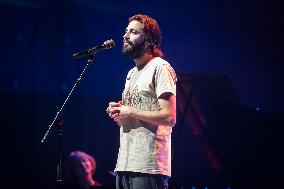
[133,53,154,70]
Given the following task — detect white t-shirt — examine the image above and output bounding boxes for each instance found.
[115,57,177,176]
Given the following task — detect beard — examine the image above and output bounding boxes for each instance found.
[122,38,146,59]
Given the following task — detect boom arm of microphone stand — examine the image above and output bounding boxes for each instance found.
[40,54,97,189]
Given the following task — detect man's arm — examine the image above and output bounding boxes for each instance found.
[107,92,176,127]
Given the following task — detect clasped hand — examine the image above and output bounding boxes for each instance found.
[106,101,131,121]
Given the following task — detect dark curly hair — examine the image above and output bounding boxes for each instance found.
[129,14,164,57]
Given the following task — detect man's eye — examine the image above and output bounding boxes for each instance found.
[125,29,140,35]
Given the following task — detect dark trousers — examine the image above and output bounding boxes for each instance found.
[116,171,169,189]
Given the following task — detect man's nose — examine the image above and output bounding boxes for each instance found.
[123,32,130,39]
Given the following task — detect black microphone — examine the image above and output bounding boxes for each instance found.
[73,39,115,59]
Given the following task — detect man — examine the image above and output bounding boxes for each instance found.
[106,14,177,189]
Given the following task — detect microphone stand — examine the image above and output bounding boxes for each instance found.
[41,54,95,189]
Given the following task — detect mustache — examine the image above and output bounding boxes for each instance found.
[123,40,133,46]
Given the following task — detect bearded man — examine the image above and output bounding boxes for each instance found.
[106,14,177,189]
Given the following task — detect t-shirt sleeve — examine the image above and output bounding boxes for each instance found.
[155,63,177,98]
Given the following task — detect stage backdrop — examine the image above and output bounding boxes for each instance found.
[1,1,284,188]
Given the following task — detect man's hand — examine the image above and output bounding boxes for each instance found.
[106,101,121,117]
[106,93,176,127]
[106,101,131,121]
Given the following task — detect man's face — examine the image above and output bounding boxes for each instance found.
[122,20,146,59]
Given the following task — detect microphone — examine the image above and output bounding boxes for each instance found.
[73,39,115,59]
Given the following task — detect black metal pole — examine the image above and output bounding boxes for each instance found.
[41,55,94,143]
[57,119,64,189]
[40,55,95,188]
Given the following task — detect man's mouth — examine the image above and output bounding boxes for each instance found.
[123,40,132,46]
[123,42,131,49]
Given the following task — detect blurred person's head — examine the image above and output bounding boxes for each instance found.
[65,150,98,189]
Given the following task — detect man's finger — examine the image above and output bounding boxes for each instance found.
[109,102,119,107]
[111,113,119,118]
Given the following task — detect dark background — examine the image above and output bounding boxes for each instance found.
[1,0,283,188]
